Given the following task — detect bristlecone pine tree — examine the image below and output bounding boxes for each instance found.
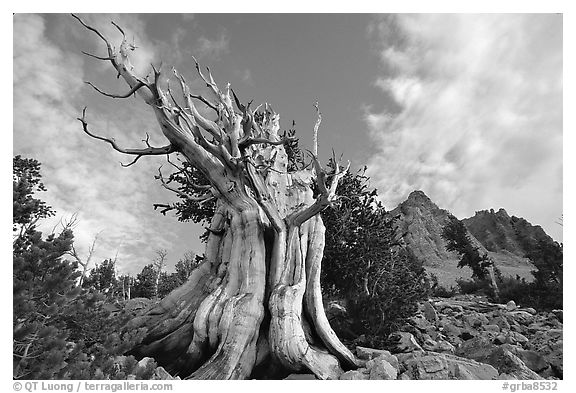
[73,15,360,379]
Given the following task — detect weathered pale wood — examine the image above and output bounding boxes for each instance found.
[74,14,360,379]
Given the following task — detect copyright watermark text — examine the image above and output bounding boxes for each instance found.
[502,381,558,392]
[13,381,173,393]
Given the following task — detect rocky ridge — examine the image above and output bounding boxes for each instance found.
[463,208,556,257]
[389,190,535,286]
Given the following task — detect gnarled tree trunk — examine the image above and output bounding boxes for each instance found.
[73,15,360,379]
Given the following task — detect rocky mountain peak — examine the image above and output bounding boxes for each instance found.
[389,190,536,284]
[463,209,554,258]
[404,190,436,208]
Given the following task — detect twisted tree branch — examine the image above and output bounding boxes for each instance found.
[77,108,176,164]
[85,80,147,99]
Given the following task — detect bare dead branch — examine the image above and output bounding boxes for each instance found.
[77,108,176,163]
[287,153,349,227]
[71,14,110,48]
[120,155,143,167]
[81,51,115,61]
[230,88,246,113]
[85,80,147,99]
[192,56,234,114]
[110,20,126,40]
[190,94,219,113]
[312,102,321,157]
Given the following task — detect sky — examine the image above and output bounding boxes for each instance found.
[12,13,563,276]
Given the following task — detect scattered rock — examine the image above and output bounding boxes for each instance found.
[389,332,423,353]
[506,332,529,346]
[435,301,464,314]
[397,351,499,380]
[339,369,370,380]
[494,334,508,345]
[152,367,179,380]
[356,346,392,361]
[137,357,156,369]
[456,336,497,363]
[410,316,434,332]
[489,347,541,380]
[440,322,462,338]
[491,315,511,330]
[543,329,563,341]
[509,348,549,373]
[345,295,562,380]
[423,301,439,323]
[539,340,563,378]
[422,338,437,351]
[507,311,534,325]
[366,357,398,380]
[551,309,563,322]
[484,324,501,333]
[434,340,456,354]
[524,307,537,315]
[464,313,489,328]
[355,346,399,370]
[506,300,517,311]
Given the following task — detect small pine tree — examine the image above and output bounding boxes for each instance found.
[132,264,157,299]
[441,217,493,280]
[83,259,118,295]
[13,156,149,379]
[321,166,428,343]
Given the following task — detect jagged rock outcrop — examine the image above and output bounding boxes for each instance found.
[389,190,535,286]
[389,190,461,267]
[463,208,555,258]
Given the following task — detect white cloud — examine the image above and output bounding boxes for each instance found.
[13,14,191,274]
[365,14,562,240]
[195,31,229,60]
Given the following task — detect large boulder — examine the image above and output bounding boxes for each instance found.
[356,347,399,369]
[410,315,435,333]
[506,300,517,311]
[423,301,439,323]
[546,341,563,377]
[505,347,549,373]
[152,367,179,380]
[464,313,490,328]
[506,311,535,325]
[551,309,563,322]
[397,351,498,380]
[439,321,463,338]
[490,315,511,330]
[389,332,423,353]
[483,324,501,333]
[366,357,398,380]
[339,354,399,380]
[455,336,497,363]
[489,347,541,380]
[339,370,370,380]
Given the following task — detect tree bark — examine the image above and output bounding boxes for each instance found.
[73,14,360,379]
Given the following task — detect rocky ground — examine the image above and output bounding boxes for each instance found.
[322,295,563,380]
[119,295,563,380]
